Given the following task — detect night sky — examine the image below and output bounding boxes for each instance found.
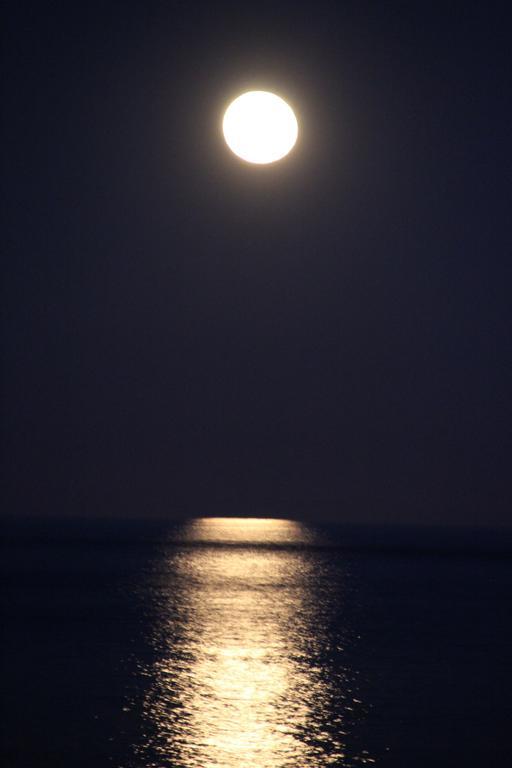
[3,1,511,525]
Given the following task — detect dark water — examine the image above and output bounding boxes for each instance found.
[1,518,511,767]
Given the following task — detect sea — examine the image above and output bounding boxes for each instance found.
[1,517,511,767]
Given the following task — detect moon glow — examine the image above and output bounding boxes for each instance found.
[222,91,298,164]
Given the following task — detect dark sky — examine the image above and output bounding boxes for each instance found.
[2,1,511,525]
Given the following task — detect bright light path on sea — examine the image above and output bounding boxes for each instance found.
[222,91,298,164]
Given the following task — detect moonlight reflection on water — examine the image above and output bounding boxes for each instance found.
[136,518,372,767]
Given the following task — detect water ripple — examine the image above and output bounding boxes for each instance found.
[134,518,371,767]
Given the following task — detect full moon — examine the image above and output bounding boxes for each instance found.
[222,91,298,164]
